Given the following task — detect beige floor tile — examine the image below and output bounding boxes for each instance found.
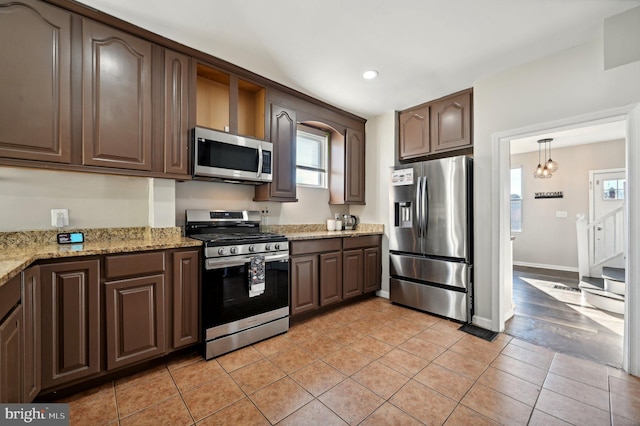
[182,374,245,422]
[278,399,347,426]
[114,365,170,390]
[289,360,346,397]
[415,327,462,348]
[535,388,611,426]
[216,345,263,373]
[444,404,501,426]
[543,372,610,412]
[229,358,286,394]
[478,366,541,406]
[502,342,554,370]
[319,378,384,425]
[461,383,532,425]
[59,381,115,403]
[389,379,457,425]
[387,317,430,336]
[398,337,447,361]
[510,337,557,356]
[361,402,422,425]
[252,333,294,357]
[397,309,440,328]
[115,373,179,418]
[324,325,365,345]
[611,391,640,423]
[549,352,609,391]
[323,346,373,376]
[430,319,468,338]
[170,359,226,392]
[166,350,202,371]
[196,397,269,426]
[528,409,573,426]
[449,338,501,365]
[610,375,640,398]
[352,361,410,399]
[350,335,394,359]
[268,345,317,374]
[367,324,412,346]
[433,349,488,380]
[414,363,474,402]
[491,354,547,386]
[285,323,320,344]
[462,333,511,351]
[119,394,193,426]
[379,347,430,377]
[299,334,344,358]
[68,388,119,425]
[249,377,313,424]
[612,413,640,426]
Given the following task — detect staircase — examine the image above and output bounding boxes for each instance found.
[576,209,626,315]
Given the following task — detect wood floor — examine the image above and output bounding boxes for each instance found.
[505,266,624,368]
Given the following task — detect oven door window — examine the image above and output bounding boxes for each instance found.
[203,259,289,329]
[198,139,259,173]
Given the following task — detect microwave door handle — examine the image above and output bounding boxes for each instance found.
[257,144,263,178]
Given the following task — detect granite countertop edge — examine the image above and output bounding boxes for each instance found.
[284,229,383,241]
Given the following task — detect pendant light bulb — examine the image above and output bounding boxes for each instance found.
[534,164,544,178]
[546,158,559,173]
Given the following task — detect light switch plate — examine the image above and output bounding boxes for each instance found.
[51,209,69,227]
[556,211,568,218]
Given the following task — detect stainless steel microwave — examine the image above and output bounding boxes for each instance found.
[192,127,273,184]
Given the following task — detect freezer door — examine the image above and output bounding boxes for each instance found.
[389,163,422,254]
[423,156,471,260]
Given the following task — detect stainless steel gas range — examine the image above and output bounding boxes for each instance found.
[185,210,289,360]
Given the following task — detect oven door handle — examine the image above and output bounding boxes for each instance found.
[205,252,289,270]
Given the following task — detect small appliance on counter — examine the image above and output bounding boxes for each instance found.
[342,214,359,230]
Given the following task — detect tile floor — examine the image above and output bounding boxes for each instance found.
[58,297,640,425]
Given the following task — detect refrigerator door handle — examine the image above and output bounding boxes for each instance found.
[416,176,423,238]
[423,176,429,240]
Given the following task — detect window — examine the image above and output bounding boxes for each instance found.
[511,167,523,232]
[603,179,625,200]
[296,125,328,188]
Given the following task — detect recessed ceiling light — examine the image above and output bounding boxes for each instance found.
[362,70,378,80]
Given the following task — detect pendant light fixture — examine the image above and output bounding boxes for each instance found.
[533,138,556,179]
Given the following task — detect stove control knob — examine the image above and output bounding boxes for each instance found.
[218,248,227,256]
[230,247,237,254]
[265,244,272,251]
[248,245,255,252]
[275,243,281,250]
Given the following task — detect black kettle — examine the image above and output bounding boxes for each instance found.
[342,214,359,230]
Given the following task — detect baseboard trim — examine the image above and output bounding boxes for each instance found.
[376,290,390,299]
[513,261,578,273]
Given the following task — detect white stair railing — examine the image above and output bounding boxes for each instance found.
[576,206,624,278]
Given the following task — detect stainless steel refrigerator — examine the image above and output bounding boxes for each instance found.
[389,155,473,322]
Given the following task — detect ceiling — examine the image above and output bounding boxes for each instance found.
[75,0,640,119]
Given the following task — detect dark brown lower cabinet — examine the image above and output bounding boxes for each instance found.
[22,265,41,402]
[105,275,166,370]
[363,246,382,294]
[290,255,318,316]
[0,304,23,403]
[342,249,364,299]
[171,249,200,349]
[40,259,101,390]
[319,252,342,306]
[342,235,382,300]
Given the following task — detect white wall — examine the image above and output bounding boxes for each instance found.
[0,166,150,231]
[511,139,625,270]
[474,34,640,327]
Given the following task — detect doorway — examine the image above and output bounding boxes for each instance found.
[491,104,640,375]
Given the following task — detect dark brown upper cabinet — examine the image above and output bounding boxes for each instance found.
[398,105,430,160]
[254,103,298,202]
[398,88,472,161]
[329,127,365,205]
[0,0,72,164]
[430,89,472,153]
[195,63,266,140]
[163,50,191,175]
[82,19,153,171]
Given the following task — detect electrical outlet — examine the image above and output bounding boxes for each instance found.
[556,211,568,218]
[51,209,69,228]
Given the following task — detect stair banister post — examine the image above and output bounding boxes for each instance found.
[576,213,590,279]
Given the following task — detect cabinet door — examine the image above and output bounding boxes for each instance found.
[0,0,71,163]
[342,249,364,299]
[363,247,381,293]
[255,103,297,201]
[22,266,41,402]
[0,305,23,403]
[164,49,190,175]
[430,90,472,152]
[40,259,100,390]
[105,275,166,370]
[290,255,318,316]
[399,105,430,159]
[319,251,342,306]
[171,250,200,349]
[345,128,365,204]
[82,19,153,171]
